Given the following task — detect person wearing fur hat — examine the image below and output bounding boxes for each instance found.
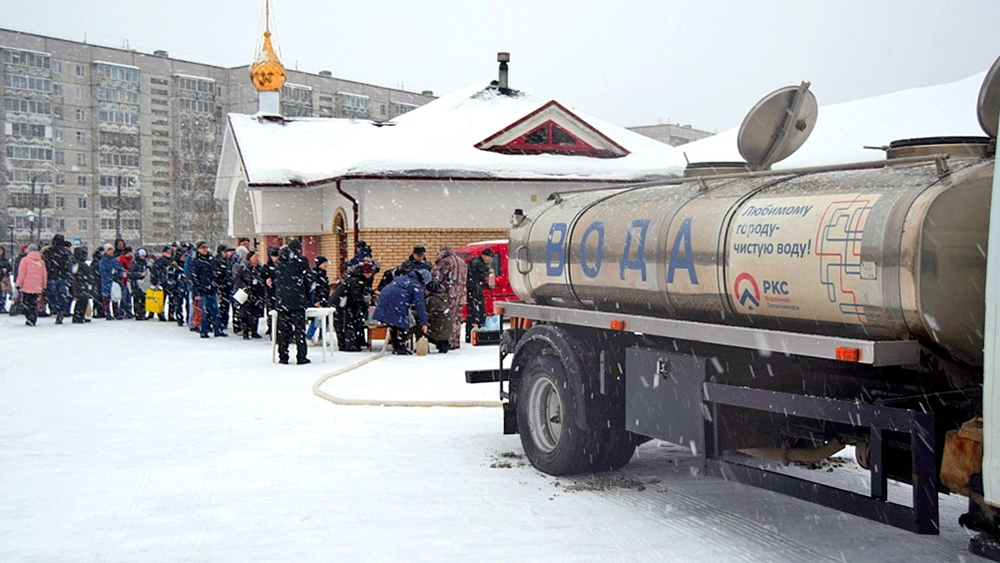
[233,249,265,339]
[16,243,48,326]
[431,245,467,350]
[98,243,125,319]
[150,247,172,321]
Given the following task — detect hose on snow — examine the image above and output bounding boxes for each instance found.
[312,345,503,408]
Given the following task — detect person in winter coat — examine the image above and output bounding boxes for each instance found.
[332,260,374,351]
[90,248,105,319]
[424,281,452,353]
[16,244,48,326]
[215,245,235,332]
[69,246,92,323]
[431,245,467,350]
[118,247,135,318]
[231,246,249,334]
[128,248,151,320]
[98,244,125,319]
[150,247,172,322]
[191,241,227,338]
[305,256,332,342]
[233,249,265,339]
[465,248,495,342]
[168,246,188,325]
[0,246,12,314]
[41,233,73,323]
[372,269,429,355]
[262,246,279,335]
[274,239,312,364]
[113,238,127,257]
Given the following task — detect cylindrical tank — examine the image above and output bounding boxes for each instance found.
[509,154,993,366]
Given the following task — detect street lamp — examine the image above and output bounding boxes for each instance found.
[26,209,37,245]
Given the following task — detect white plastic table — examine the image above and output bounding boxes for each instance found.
[269,307,336,363]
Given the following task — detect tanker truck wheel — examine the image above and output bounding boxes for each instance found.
[517,355,594,475]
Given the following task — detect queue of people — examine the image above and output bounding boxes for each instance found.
[3,236,497,361]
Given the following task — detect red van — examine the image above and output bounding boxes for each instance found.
[456,240,519,317]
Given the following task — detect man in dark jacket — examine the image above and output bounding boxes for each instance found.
[0,246,11,314]
[332,261,374,351]
[90,248,105,318]
[262,246,279,335]
[69,246,92,323]
[233,249,265,339]
[275,239,312,364]
[191,241,227,338]
[372,269,429,355]
[214,245,235,332]
[465,248,494,342]
[168,248,187,325]
[151,247,172,321]
[42,233,73,323]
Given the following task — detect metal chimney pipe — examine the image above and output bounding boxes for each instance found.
[497,52,510,90]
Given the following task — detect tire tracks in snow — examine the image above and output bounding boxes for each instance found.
[556,470,844,563]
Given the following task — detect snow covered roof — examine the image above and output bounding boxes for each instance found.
[680,71,990,168]
[222,83,686,187]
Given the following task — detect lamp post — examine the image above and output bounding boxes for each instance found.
[8,216,13,258]
[26,209,37,245]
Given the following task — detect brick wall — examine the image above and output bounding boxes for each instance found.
[320,227,507,281]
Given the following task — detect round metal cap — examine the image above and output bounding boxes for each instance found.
[977,54,1000,138]
[738,84,818,170]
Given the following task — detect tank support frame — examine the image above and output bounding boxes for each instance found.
[703,381,939,534]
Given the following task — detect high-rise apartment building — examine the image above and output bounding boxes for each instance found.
[0,27,435,252]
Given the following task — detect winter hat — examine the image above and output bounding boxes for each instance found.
[417,269,431,285]
[102,243,114,252]
[52,233,65,247]
[137,248,147,258]
[162,245,172,253]
[235,246,249,260]
[268,246,279,257]
[73,247,88,261]
[314,255,328,266]
[481,248,495,257]
[412,246,426,255]
[246,249,257,260]
[288,238,303,252]
[360,262,376,275]
[196,240,208,250]
[27,243,39,252]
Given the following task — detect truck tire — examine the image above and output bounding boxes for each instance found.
[517,355,595,475]
[590,426,638,472]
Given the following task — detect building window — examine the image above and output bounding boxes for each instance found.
[96,63,138,83]
[53,106,63,119]
[97,88,139,104]
[99,109,140,126]
[3,49,51,69]
[78,196,87,209]
[52,61,62,73]
[76,109,87,121]
[56,174,66,185]
[54,129,63,141]
[76,86,86,99]
[78,175,88,186]
[99,175,138,188]
[176,76,214,93]
[4,98,51,115]
[76,64,85,77]
[79,219,88,231]
[3,73,51,92]
[7,122,48,138]
[54,151,64,164]
[6,169,52,184]
[53,84,63,96]
[76,131,87,144]
[5,145,53,161]
[177,98,211,112]
[76,153,87,166]
[55,196,65,210]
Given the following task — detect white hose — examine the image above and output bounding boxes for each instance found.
[312,346,503,408]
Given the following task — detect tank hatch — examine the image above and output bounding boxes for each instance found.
[683,161,750,178]
[885,136,993,160]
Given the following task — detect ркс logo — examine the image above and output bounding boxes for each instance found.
[733,272,760,311]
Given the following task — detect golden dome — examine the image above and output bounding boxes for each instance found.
[250,30,285,92]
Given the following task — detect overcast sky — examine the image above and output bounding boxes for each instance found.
[3,0,1000,132]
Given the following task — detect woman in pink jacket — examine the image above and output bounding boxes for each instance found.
[16,243,48,326]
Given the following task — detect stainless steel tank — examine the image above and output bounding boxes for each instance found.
[508,153,993,366]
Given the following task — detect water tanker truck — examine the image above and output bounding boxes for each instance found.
[467,58,1000,558]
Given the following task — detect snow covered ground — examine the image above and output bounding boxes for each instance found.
[0,315,987,562]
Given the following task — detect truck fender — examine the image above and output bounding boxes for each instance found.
[511,324,591,431]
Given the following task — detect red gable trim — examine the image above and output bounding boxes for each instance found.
[475,100,630,158]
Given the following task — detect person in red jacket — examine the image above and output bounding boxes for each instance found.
[15,243,48,326]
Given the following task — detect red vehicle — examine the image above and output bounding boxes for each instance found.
[456,240,518,317]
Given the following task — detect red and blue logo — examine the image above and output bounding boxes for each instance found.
[733,273,760,311]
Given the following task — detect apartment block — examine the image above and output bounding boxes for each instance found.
[0,27,435,251]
